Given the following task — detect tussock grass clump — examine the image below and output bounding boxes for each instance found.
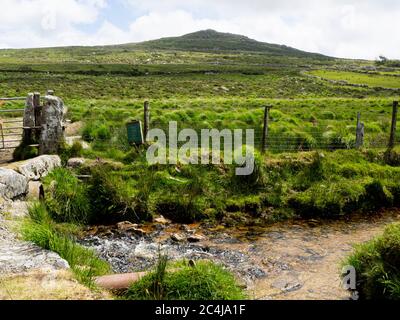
[21,203,110,287]
[43,168,91,224]
[384,148,400,166]
[59,141,83,165]
[343,223,400,300]
[125,257,245,300]
[87,164,153,224]
[288,179,394,218]
[82,120,111,142]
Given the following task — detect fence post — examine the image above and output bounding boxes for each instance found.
[23,93,35,143]
[355,112,364,149]
[39,95,65,155]
[261,105,272,153]
[33,92,41,141]
[388,101,398,149]
[144,100,150,142]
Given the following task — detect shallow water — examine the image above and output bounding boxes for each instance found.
[80,209,400,300]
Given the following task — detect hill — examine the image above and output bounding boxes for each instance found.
[0,29,333,66]
[128,29,330,58]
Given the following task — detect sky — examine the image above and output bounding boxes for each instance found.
[0,0,399,59]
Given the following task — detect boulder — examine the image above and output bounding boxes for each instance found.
[65,136,90,150]
[7,155,62,181]
[187,234,206,243]
[117,221,138,231]
[171,233,186,242]
[0,168,28,199]
[153,215,171,225]
[67,157,86,168]
[116,221,147,237]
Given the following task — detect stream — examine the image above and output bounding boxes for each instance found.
[79,209,400,300]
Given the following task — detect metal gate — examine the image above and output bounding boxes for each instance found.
[0,97,26,152]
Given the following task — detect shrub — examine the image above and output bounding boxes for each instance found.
[343,223,400,300]
[43,168,91,224]
[125,258,245,300]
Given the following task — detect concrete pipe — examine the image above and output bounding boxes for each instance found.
[94,272,148,291]
[27,181,44,200]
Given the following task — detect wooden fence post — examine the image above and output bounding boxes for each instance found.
[355,112,364,149]
[262,106,272,153]
[144,101,150,142]
[388,101,398,149]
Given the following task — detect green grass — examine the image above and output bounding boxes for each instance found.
[309,70,400,89]
[52,147,400,225]
[343,223,400,300]
[2,31,400,226]
[21,202,110,287]
[42,168,91,224]
[125,257,245,300]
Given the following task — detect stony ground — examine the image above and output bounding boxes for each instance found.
[0,200,109,300]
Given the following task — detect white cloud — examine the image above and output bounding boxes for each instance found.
[0,0,399,59]
[0,0,106,48]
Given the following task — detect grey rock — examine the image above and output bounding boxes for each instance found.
[0,168,28,199]
[67,157,86,168]
[39,96,66,155]
[153,215,171,225]
[171,233,186,242]
[187,234,206,243]
[117,221,138,231]
[272,277,303,293]
[65,136,90,150]
[16,155,61,181]
[0,215,69,274]
[116,221,147,237]
[0,200,29,218]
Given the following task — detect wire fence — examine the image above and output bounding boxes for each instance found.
[82,118,398,154]
[2,95,397,154]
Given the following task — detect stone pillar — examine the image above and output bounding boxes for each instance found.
[23,93,35,143]
[39,95,65,155]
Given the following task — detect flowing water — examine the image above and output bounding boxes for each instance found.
[80,209,400,300]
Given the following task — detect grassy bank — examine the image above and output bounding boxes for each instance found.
[343,223,400,300]
[41,146,400,226]
[21,202,111,287]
